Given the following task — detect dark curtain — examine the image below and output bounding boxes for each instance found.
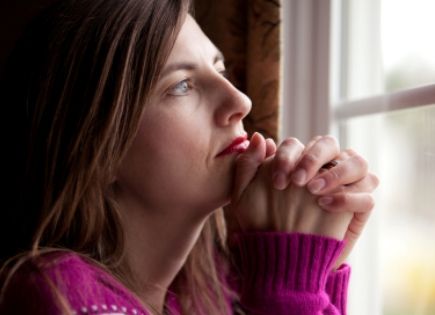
[195,0,281,141]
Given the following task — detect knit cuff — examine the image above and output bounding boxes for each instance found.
[325,264,351,315]
[230,232,345,295]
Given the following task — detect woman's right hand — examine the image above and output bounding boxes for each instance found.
[225,133,348,239]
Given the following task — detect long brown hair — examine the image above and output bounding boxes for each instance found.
[0,0,234,313]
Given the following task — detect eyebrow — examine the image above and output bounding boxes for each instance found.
[160,50,225,78]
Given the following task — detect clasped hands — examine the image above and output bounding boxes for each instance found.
[225,133,379,267]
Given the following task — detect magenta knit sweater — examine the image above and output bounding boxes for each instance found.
[0,233,350,315]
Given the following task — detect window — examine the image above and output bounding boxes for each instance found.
[282,1,435,314]
[382,0,435,93]
[332,0,435,313]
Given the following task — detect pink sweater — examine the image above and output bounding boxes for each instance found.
[0,233,350,315]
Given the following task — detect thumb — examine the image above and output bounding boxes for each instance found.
[232,132,267,201]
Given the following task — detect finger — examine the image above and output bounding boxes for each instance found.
[291,135,340,186]
[232,132,267,200]
[307,153,369,194]
[346,211,371,239]
[340,172,379,193]
[265,138,277,157]
[271,137,305,190]
[333,211,371,268]
[344,211,371,245]
[305,135,322,151]
[317,192,375,213]
[317,149,350,174]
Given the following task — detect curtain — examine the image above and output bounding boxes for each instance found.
[195,0,281,141]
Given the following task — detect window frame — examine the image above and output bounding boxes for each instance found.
[282,1,435,315]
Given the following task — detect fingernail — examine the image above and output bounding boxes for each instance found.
[318,196,333,207]
[308,178,326,193]
[292,169,306,185]
[273,172,287,190]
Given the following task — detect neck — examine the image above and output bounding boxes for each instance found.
[118,198,208,313]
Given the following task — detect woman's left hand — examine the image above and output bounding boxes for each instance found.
[227,134,379,267]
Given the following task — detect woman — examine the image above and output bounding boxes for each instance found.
[0,0,378,314]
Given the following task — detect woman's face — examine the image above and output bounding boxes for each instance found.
[116,15,251,217]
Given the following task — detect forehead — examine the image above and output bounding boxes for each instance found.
[167,15,221,62]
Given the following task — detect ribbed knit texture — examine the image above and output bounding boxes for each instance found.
[0,233,350,315]
[324,265,351,315]
[230,232,348,315]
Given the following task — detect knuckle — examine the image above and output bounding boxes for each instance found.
[300,153,318,169]
[341,193,349,205]
[274,138,304,171]
[310,135,323,142]
[281,137,303,148]
[275,152,296,171]
[338,151,350,159]
[335,193,348,206]
[321,135,339,148]
[352,154,368,172]
[347,224,361,240]
[344,148,358,156]
[266,137,277,146]
[330,193,345,207]
[306,136,321,149]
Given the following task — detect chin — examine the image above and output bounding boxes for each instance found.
[199,191,231,215]
[197,171,233,212]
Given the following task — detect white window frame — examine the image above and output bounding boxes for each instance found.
[281,1,435,315]
[280,0,331,143]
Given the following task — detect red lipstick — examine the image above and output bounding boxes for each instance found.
[217,134,250,157]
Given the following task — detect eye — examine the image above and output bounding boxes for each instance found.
[167,79,192,96]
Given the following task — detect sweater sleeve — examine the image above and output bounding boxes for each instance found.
[324,264,351,315]
[229,232,350,315]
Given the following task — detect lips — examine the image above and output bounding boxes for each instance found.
[217,134,250,157]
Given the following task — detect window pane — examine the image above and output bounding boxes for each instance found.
[382,0,435,92]
[333,0,435,102]
[342,105,435,315]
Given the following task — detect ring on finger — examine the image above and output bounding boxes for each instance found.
[321,159,338,170]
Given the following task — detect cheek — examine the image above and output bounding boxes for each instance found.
[127,118,196,181]
[117,105,236,212]
[117,113,214,206]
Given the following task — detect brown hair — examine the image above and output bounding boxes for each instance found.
[0,0,234,313]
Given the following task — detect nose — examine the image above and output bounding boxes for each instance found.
[214,78,252,126]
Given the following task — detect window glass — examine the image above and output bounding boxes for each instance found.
[342,105,435,315]
[382,0,435,92]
